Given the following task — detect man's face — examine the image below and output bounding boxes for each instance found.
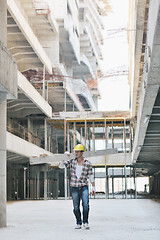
[75,150,83,159]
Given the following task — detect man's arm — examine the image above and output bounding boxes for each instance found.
[88,163,96,195]
[58,158,74,169]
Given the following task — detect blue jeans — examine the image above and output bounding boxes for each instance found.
[71,186,89,225]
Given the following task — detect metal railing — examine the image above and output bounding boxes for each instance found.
[7,118,45,149]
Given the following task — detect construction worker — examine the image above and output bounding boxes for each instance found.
[59,144,95,230]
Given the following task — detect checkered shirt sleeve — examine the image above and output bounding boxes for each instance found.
[64,158,94,187]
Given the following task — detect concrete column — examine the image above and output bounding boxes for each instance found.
[111,122,114,148]
[24,168,27,200]
[42,65,45,99]
[134,167,137,199]
[36,168,40,199]
[64,119,66,152]
[30,167,34,200]
[64,167,67,200]
[73,122,77,147]
[44,171,47,200]
[27,165,30,200]
[7,166,12,200]
[67,122,70,152]
[56,132,58,153]
[104,119,108,149]
[44,119,47,150]
[112,168,114,198]
[122,168,124,198]
[129,123,132,153]
[124,165,127,199]
[92,121,95,151]
[85,119,87,147]
[28,118,33,143]
[123,119,126,153]
[105,166,109,199]
[71,135,73,153]
[0,93,7,227]
[0,0,7,45]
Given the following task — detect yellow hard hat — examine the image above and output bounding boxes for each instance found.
[74,144,85,151]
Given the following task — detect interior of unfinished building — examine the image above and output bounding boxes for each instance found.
[0,0,160,231]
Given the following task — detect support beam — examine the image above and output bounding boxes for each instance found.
[0,94,7,227]
[7,0,52,74]
[30,148,119,166]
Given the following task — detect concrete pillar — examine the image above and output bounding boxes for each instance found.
[28,118,33,143]
[56,132,58,153]
[134,167,137,199]
[64,167,68,200]
[71,134,73,153]
[111,122,114,148]
[124,165,127,199]
[112,168,114,198]
[104,119,108,149]
[24,168,27,200]
[73,122,77,147]
[7,166,12,200]
[129,123,132,153]
[42,65,45,99]
[44,171,47,200]
[64,119,66,152]
[122,168,124,198]
[0,93,7,227]
[67,122,70,153]
[0,1,11,227]
[123,119,126,153]
[85,119,87,147]
[44,119,47,150]
[27,165,30,200]
[36,168,40,200]
[30,167,34,200]
[105,166,109,199]
[92,121,95,151]
[0,0,7,45]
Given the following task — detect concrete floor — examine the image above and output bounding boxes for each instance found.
[0,199,160,240]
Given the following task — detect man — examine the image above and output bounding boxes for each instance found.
[59,144,95,230]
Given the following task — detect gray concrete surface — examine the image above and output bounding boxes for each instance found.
[0,199,160,240]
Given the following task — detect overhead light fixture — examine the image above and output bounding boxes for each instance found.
[144,115,150,124]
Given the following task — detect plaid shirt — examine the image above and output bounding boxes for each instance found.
[64,158,94,187]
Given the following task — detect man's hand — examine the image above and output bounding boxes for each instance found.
[58,161,65,169]
[64,151,70,156]
[92,186,96,196]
